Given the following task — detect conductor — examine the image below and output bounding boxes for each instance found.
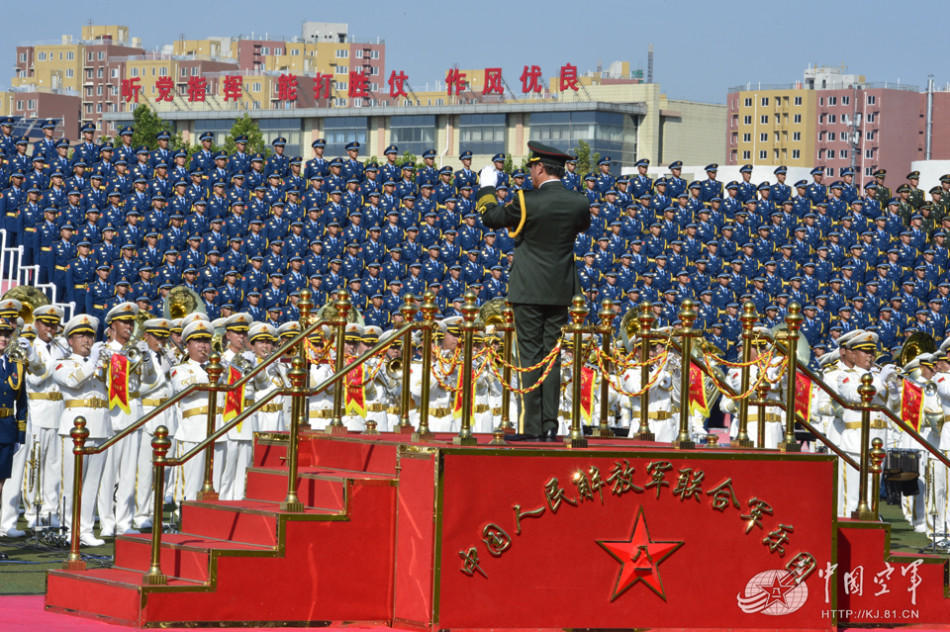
[479,141,591,440]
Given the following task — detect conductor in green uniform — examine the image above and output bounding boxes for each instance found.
[478,141,591,440]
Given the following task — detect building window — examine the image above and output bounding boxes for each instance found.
[827,150,835,158]
[355,49,363,58]
[85,103,92,113]
[459,113,507,154]
[66,68,74,78]
[793,131,801,141]
[334,97,348,106]
[867,112,876,122]
[96,85,102,96]
[826,167,833,176]
[743,115,752,125]
[131,67,138,77]
[828,96,837,105]
[742,150,751,160]
[111,68,119,78]
[761,97,769,106]
[67,51,74,60]
[819,97,824,105]
[37,52,46,61]
[274,48,283,56]
[98,68,104,78]
[819,113,826,124]
[17,52,25,63]
[841,95,850,105]
[828,132,836,141]
[252,82,261,91]
[865,149,874,158]
[87,51,94,61]
[829,114,836,123]
[865,167,873,176]
[291,48,300,56]
[160,67,168,77]
[371,49,380,59]
[794,96,802,105]
[865,130,874,140]
[819,131,825,141]
[792,149,800,159]
[867,94,876,105]
[760,132,768,142]
[98,51,104,60]
[818,149,825,159]
[759,150,767,159]
[794,113,802,123]
[336,49,348,58]
[840,150,848,158]
[760,115,768,124]
[96,103,102,113]
[15,100,23,109]
[742,133,751,142]
[191,67,199,76]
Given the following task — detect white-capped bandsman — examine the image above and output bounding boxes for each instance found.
[360,326,390,431]
[0,305,64,537]
[305,322,336,429]
[249,323,286,433]
[171,320,218,501]
[378,328,406,430]
[54,314,109,546]
[132,317,174,528]
[411,319,456,433]
[832,331,897,517]
[719,327,785,448]
[623,334,675,441]
[218,313,259,501]
[97,301,152,537]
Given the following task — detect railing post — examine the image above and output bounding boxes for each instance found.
[852,373,877,520]
[198,353,223,501]
[412,291,438,441]
[64,416,88,571]
[454,291,479,446]
[672,299,696,450]
[634,303,656,441]
[497,302,516,435]
[870,437,885,521]
[779,303,803,453]
[755,379,769,449]
[398,296,417,434]
[596,299,614,439]
[144,425,171,585]
[297,289,313,430]
[566,295,589,448]
[281,356,307,512]
[735,301,757,448]
[327,291,351,434]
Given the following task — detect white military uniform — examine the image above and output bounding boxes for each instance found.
[833,356,896,517]
[133,322,175,528]
[0,328,65,534]
[411,347,455,433]
[623,353,675,442]
[894,359,939,533]
[928,366,950,534]
[172,332,219,502]
[98,323,149,537]
[54,315,109,545]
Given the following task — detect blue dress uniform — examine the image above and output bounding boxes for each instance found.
[65,250,96,306]
[806,168,827,206]
[266,138,290,179]
[86,271,114,323]
[228,137,251,176]
[699,165,723,203]
[305,139,329,181]
[343,141,364,182]
[0,340,27,482]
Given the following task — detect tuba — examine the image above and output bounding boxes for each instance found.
[619,309,640,352]
[899,332,936,367]
[1,286,49,325]
[163,285,206,320]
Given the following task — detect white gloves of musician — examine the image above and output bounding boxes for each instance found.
[479,164,498,189]
[879,364,897,391]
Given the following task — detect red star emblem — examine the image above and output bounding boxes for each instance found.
[596,506,684,601]
[761,572,797,609]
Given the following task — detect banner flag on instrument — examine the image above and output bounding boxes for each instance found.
[688,361,711,417]
[580,366,595,424]
[901,379,924,432]
[108,353,131,414]
[344,363,366,417]
[453,364,476,419]
[222,366,246,430]
[795,371,812,425]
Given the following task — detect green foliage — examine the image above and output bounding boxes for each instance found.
[503,154,513,174]
[223,113,270,157]
[399,151,419,170]
[574,139,596,176]
[130,104,172,150]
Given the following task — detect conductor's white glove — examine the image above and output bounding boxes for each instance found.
[479,165,498,189]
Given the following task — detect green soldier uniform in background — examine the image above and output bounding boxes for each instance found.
[479,141,590,439]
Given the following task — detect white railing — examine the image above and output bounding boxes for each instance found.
[0,229,76,320]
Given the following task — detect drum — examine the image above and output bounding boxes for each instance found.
[883,449,921,504]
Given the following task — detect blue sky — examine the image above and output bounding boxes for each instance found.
[7,0,947,103]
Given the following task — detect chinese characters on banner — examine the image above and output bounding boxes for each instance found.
[118,64,582,104]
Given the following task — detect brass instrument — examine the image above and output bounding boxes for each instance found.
[163,285,206,320]
[385,357,402,379]
[231,351,255,375]
[315,298,364,327]
[900,332,936,367]
[1,286,49,325]
[619,308,640,352]
[476,297,507,332]
[770,322,812,367]
[4,326,28,364]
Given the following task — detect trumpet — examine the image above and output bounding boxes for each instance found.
[4,327,29,364]
[51,335,71,358]
[231,352,255,375]
[385,357,402,379]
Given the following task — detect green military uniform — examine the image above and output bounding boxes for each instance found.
[907,171,924,210]
[874,169,890,209]
[930,187,950,224]
[479,141,590,438]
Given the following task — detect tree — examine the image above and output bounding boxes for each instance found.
[503,154,513,174]
[574,139,600,176]
[399,151,418,170]
[130,104,172,150]
[223,113,270,158]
